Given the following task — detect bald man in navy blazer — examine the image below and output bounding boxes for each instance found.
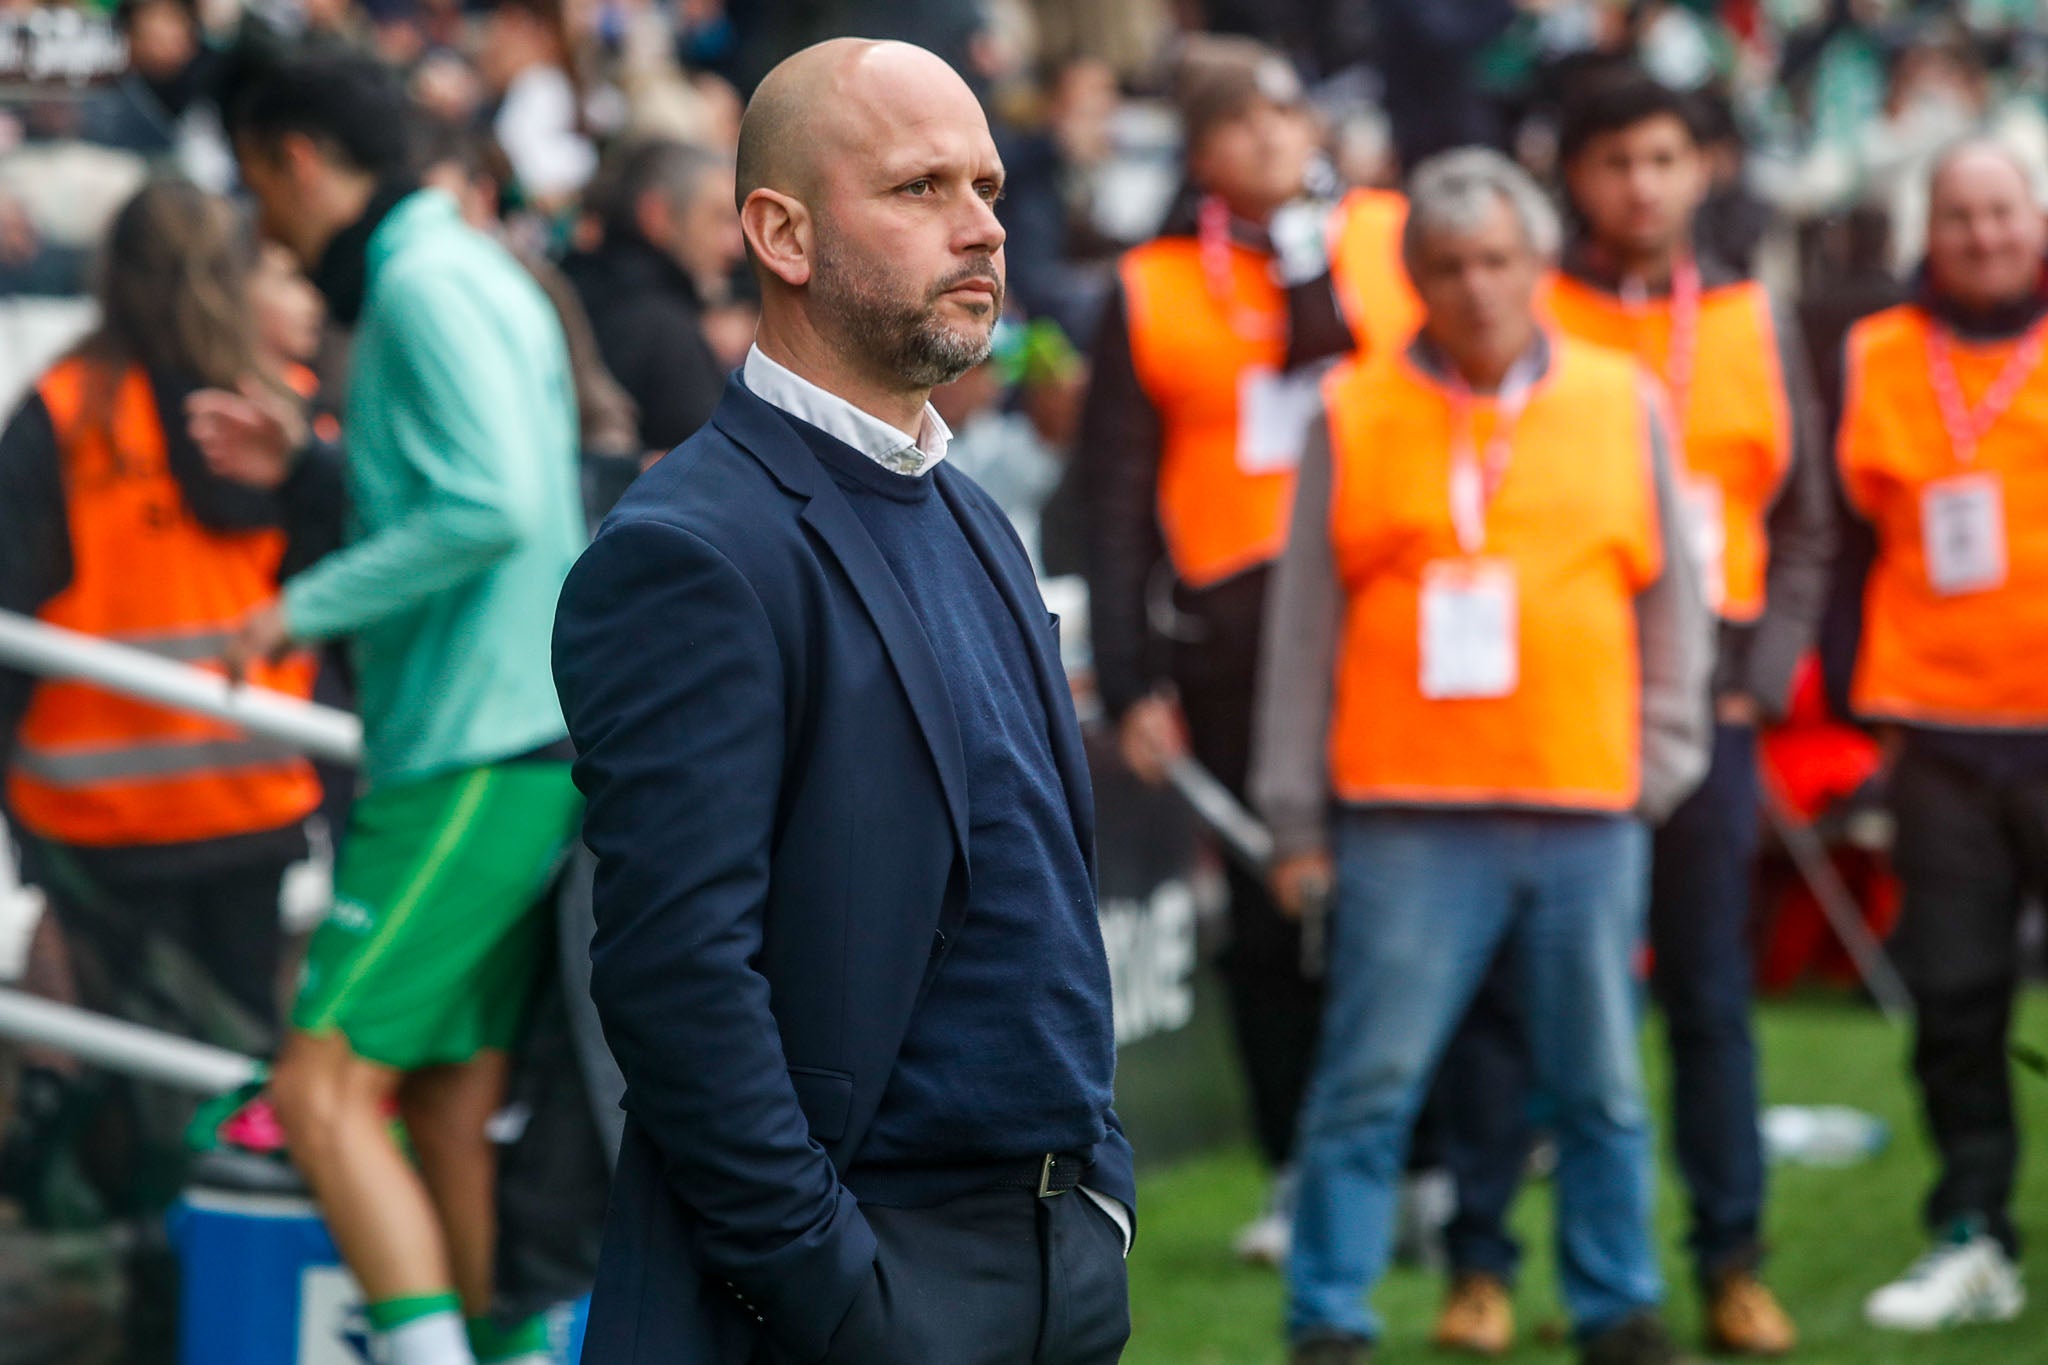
[552,38,1134,1365]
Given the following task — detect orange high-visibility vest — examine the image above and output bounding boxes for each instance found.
[1540,273,1790,622]
[1120,194,1418,589]
[1323,335,1663,811]
[8,357,321,847]
[1329,188,1422,360]
[1838,304,2048,728]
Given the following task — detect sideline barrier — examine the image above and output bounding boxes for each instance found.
[0,986,259,1093]
[0,610,363,766]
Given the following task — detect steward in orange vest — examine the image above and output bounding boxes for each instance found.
[1424,73,1822,1358]
[1832,140,2048,1321]
[1075,35,1417,1258]
[1251,148,1712,1365]
[0,177,345,1064]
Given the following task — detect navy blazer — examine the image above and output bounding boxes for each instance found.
[552,378,1136,1365]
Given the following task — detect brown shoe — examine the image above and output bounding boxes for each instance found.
[1433,1272,1514,1356]
[1706,1271,1798,1356]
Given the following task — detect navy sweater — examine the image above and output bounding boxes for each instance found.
[789,419,1115,1196]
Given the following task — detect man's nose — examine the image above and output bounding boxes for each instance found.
[957,191,1007,256]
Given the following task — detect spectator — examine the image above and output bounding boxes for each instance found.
[478,0,596,213]
[995,53,1121,342]
[1368,0,1518,169]
[197,52,586,1365]
[1077,34,1412,1271]
[81,0,233,188]
[562,137,740,456]
[1429,71,1828,1360]
[1835,139,2045,1334]
[1252,148,1713,1365]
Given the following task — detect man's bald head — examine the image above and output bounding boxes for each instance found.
[736,37,1007,408]
[1930,137,2040,211]
[736,39,982,207]
[1925,136,2047,312]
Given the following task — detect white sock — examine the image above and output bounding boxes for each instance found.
[379,1310,477,1365]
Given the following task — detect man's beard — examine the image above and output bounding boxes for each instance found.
[814,237,1003,388]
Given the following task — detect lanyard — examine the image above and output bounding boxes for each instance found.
[1618,254,1700,427]
[1445,351,1544,555]
[1196,195,1285,343]
[1925,317,2048,466]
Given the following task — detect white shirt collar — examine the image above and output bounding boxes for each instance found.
[743,345,952,477]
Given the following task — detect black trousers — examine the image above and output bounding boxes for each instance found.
[799,1186,1130,1365]
[1885,740,2048,1256]
[1170,566,1324,1171]
[27,842,288,1049]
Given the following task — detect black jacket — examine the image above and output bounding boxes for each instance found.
[562,234,727,455]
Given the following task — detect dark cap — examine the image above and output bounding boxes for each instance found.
[1173,35,1305,156]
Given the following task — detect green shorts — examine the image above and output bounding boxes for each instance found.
[292,761,583,1070]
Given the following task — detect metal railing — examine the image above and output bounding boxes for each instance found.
[0,610,362,766]
[0,608,361,1089]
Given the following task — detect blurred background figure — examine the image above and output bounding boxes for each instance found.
[1832,138,2048,1337]
[478,0,596,216]
[562,136,740,460]
[1255,146,1713,1365]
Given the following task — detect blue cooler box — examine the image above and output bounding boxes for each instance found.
[169,1186,368,1364]
[169,1186,590,1364]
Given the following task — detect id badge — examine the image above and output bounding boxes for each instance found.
[1236,367,1323,474]
[1420,559,1519,700]
[1680,474,1728,614]
[1922,473,2007,596]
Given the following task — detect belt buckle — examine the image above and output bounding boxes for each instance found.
[1036,1152,1062,1198]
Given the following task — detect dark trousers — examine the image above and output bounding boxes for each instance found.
[1440,724,1767,1283]
[25,839,288,1052]
[1885,739,2048,1256]
[1170,567,1324,1170]
[801,1186,1130,1365]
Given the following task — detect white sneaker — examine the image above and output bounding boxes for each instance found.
[1233,1209,1292,1267]
[1233,1167,1297,1267]
[1865,1228,2025,1331]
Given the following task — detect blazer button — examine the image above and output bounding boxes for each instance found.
[931,930,948,956]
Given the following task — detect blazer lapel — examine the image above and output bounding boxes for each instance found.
[937,468,1098,877]
[712,381,972,864]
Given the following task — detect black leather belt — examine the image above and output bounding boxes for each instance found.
[992,1151,1089,1198]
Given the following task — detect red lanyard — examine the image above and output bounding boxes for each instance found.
[1925,317,2048,466]
[1197,195,1284,342]
[1620,254,1700,426]
[1445,358,1539,555]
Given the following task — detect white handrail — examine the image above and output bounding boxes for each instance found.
[0,610,362,767]
[0,988,259,1094]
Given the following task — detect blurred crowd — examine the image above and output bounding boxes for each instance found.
[1,1,2047,1363]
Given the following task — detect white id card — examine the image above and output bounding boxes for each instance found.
[1420,560,1519,699]
[1680,474,1728,614]
[1921,473,2007,596]
[1236,367,1323,474]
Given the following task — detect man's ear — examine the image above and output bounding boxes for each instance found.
[279,131,324,187]
[740,187,811,288]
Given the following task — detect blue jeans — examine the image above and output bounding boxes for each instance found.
[1441,725,1765,1285]
[1287,808,1660,1344]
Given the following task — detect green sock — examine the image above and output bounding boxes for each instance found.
[467,1312,552,1363]
[367,1292,465,1333]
